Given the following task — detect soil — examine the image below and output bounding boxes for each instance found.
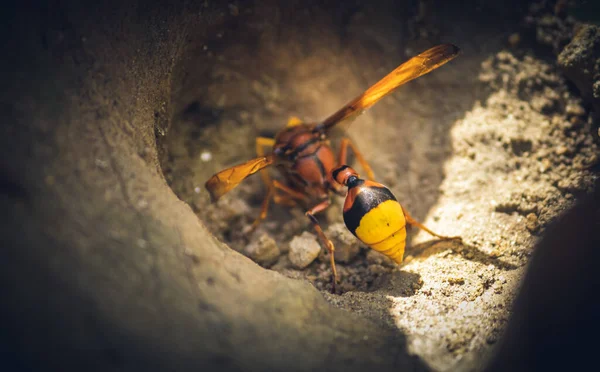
[158,1,599,371]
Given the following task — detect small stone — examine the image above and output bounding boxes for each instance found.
[539,158,551,173]
[447,277,465,285]
[557,178,578,193]
[289,231,321,269]
[525,213,538,232]
[555,145,568,156]
[493,280,504,294]
[325,223,361,263]
[565,102,585,117]
[489,249,502,258]
[530,95,555,114]
[245,233,280,266]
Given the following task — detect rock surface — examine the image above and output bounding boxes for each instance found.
[558,24,600,112]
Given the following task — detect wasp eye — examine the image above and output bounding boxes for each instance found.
[347,175,359,187]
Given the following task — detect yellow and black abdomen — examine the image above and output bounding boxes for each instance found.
[342,181,407,263]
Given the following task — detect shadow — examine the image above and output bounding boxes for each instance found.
[323,269,424,333]
[179,101,225,129]
[372,270,424,297]
[407,239,519,271]
[484,181,600,371]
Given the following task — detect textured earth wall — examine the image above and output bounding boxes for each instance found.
[1,1,598,372]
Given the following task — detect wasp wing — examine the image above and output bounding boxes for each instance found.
[314,43,460,133]
[205,155,274,202]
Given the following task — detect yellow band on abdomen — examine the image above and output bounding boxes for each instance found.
[369,228,406,263]
[355,199,407,263]
[355,200,406,244]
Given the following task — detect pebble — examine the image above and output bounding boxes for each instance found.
[245,233,280,266]
[325,223,360,263]
[447,277,465,285]
[525,213,539,232]
[539,158,551,173]
[288,231,321,269]
[555,145,568,155]
[565,102,585,117]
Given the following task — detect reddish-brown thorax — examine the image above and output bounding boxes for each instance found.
[272,124,339,201]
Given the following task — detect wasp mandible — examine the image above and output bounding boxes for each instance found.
[332,165,462,264]
[205,44,460,289]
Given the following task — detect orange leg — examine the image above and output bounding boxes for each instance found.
[251,179,306,230]
[305,199,338,292]
[273,180,306,200]
[402,205,462,241]
[250,185,275,230]
[250,137,278,230]
[338,137,376,181]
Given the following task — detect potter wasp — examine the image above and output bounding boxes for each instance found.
[332,165,461,265]
[205,44,460,290]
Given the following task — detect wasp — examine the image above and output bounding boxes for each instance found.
[332,165,461,264]
[205,44,460,290]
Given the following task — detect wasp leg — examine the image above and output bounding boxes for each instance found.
[305,199,338,293]
[338,137,376,181]
[250,185,275,230]
[401,205,462,241]
[249,137,277,230]
[272,180,306,200]
[250,179,305,230]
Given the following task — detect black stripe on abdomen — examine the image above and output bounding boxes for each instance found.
[343,186,396,235]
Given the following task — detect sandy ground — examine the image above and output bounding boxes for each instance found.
[158,2,599,371]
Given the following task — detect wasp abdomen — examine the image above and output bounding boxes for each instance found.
[342,182,407,264]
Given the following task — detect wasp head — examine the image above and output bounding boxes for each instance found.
[332,165,361,188]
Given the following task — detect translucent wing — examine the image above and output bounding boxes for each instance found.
[314,43,460,133]
[205,156,274,202]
